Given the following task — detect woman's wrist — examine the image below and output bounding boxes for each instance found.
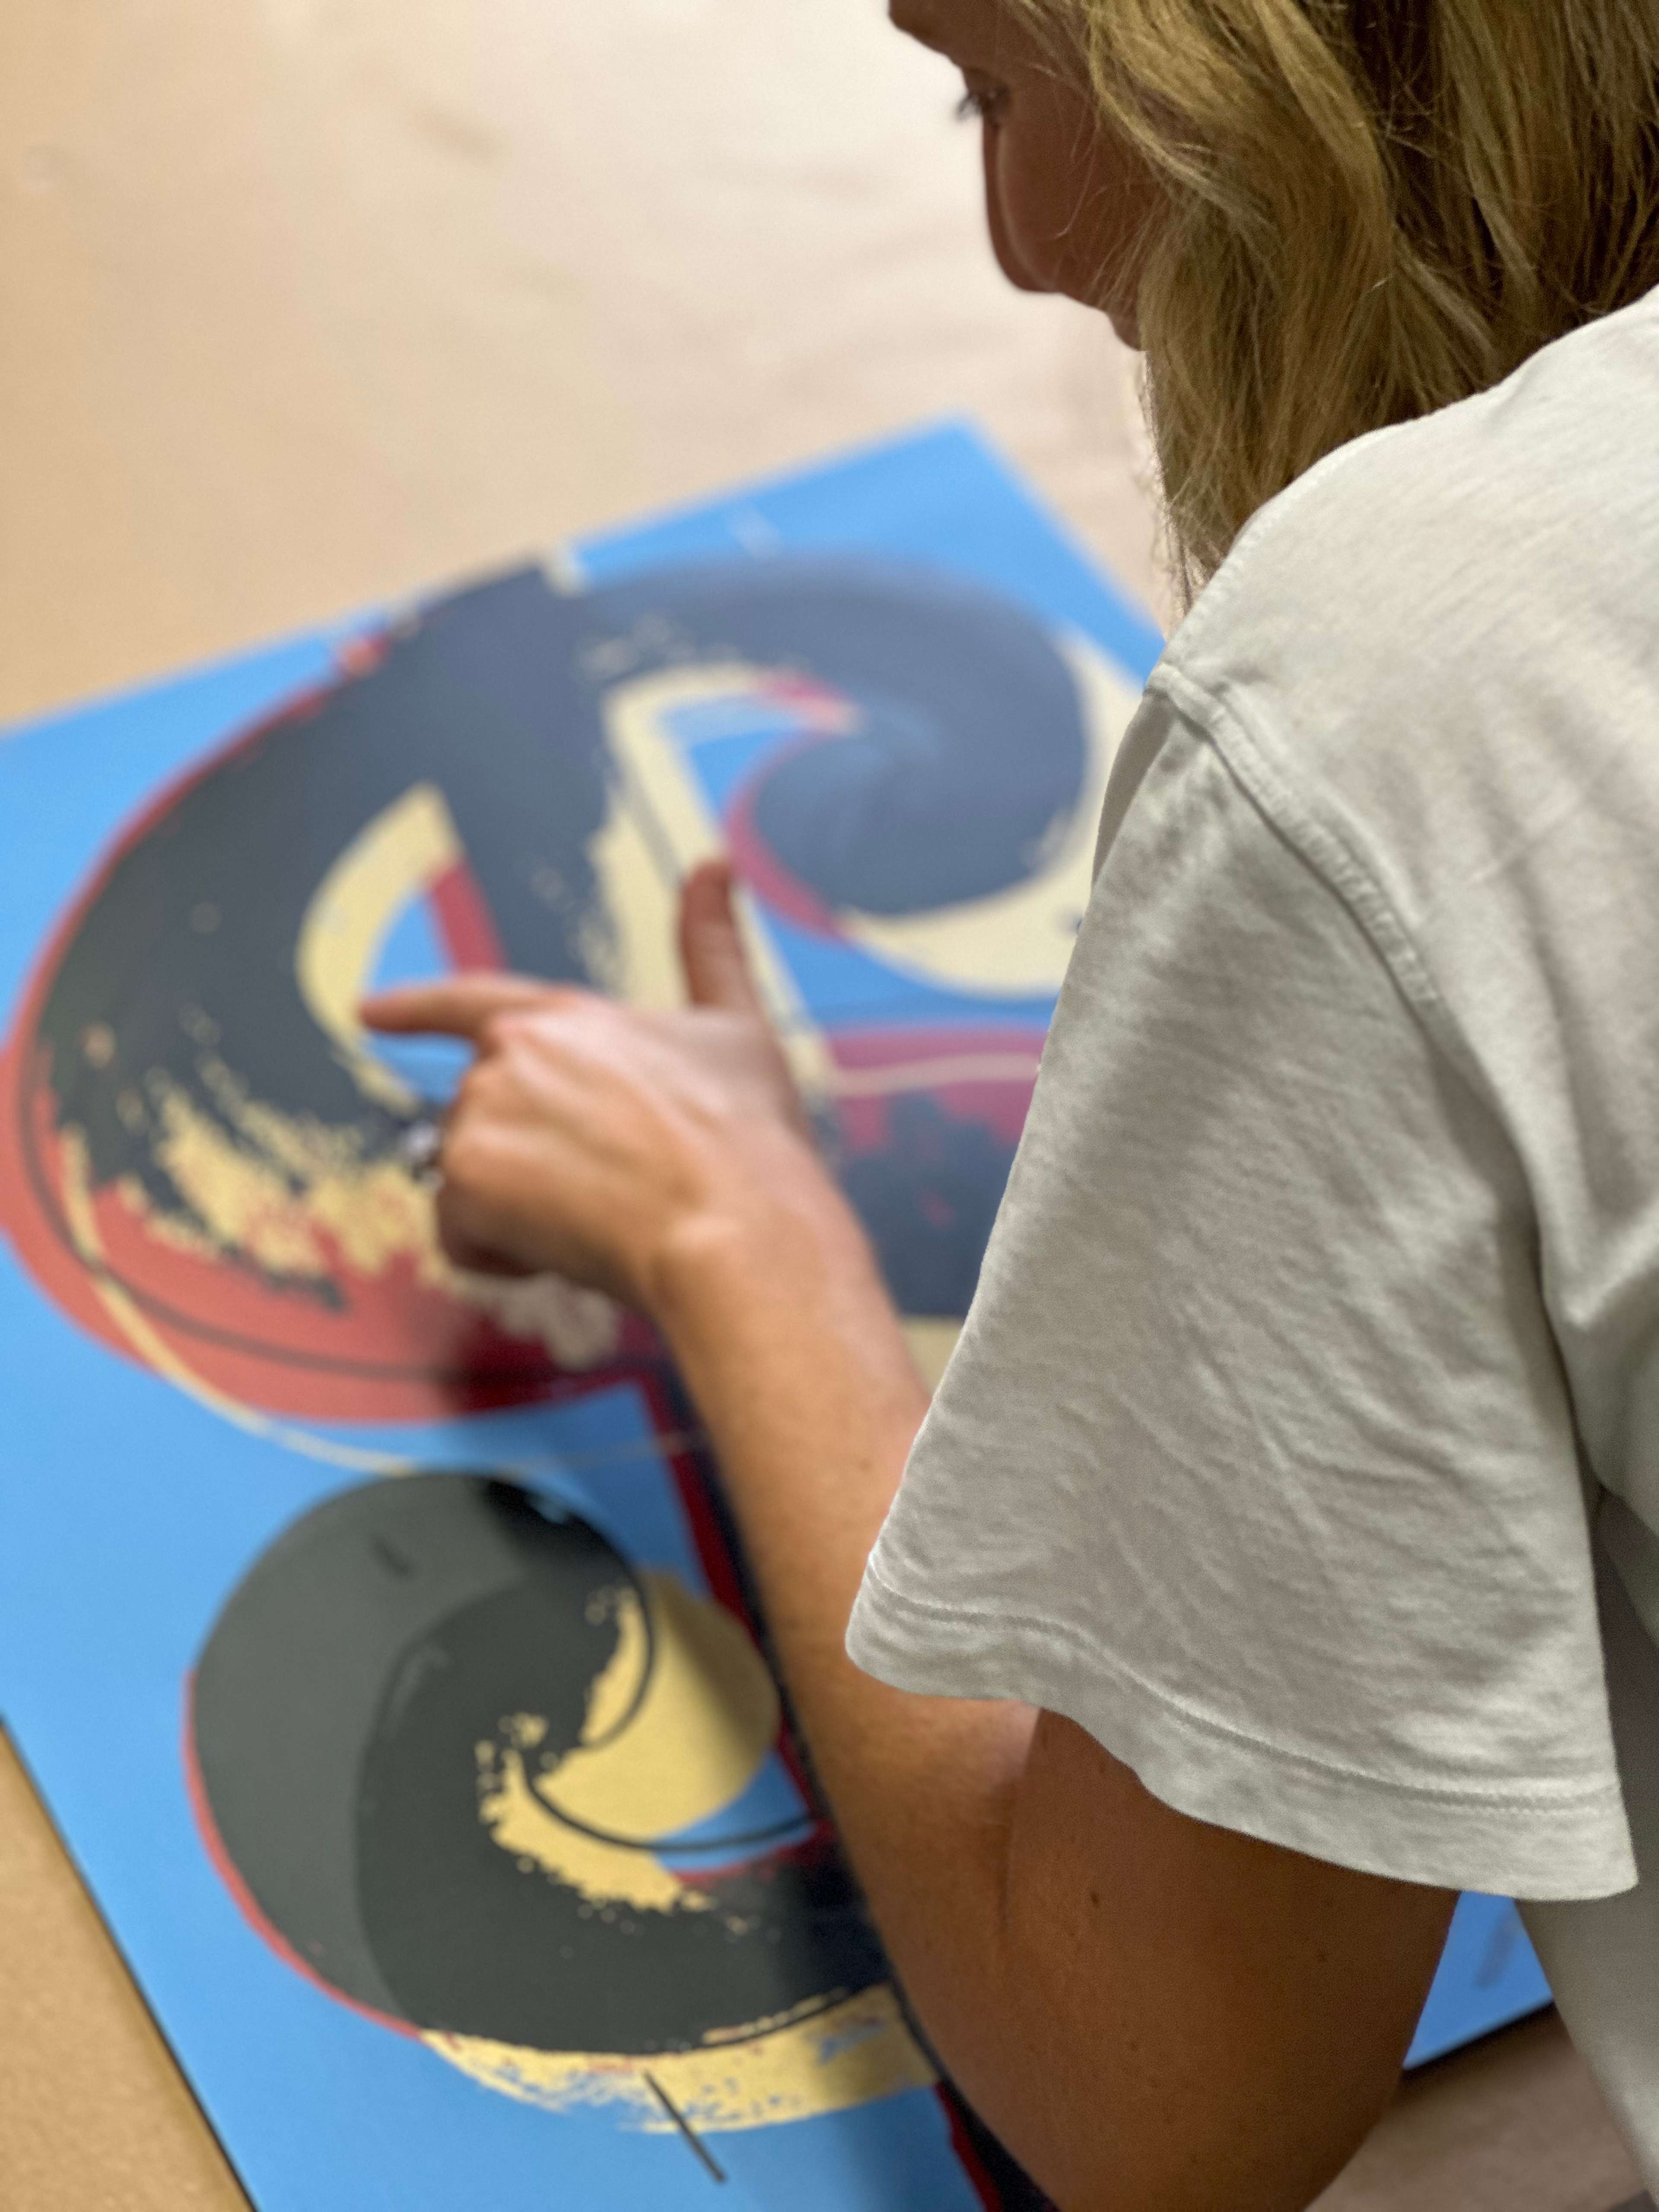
[647,1136,927,1447]
[648,1133,875,1348]
[645,1138,930,1682]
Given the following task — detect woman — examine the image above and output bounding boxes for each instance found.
[365,3,1659,2203]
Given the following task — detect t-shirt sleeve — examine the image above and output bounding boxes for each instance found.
[846,697,1637,1903]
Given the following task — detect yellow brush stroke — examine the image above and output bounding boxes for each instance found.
[113,1075,621,1373]
[545,1573,779,1839]
[580,1580,652,1742]
[901,1318,961,1395]
[594,663,839,1102]
[295,779,465,1112]
[425,1982,936,2132]
[56,1128,407,1476]
[149,1076,332,1280]
[477,1572,781,1914]
[478,1739,696,1915]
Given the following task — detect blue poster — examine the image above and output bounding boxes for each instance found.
[0,422,1537,2212]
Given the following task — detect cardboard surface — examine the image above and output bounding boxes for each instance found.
[0,1729,245,2211]
[1316,2013,1643,2212]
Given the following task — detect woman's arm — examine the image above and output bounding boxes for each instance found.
[364,864,1454,2212]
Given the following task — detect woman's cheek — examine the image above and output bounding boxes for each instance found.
[981,124,1056,293]
[987,92,1157,340]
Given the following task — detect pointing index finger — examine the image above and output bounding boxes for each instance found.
[358,974,572,1041]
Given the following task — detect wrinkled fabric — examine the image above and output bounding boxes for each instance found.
[850,285,1659,2190]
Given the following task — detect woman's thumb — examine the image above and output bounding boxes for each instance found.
[678,858,765,1013]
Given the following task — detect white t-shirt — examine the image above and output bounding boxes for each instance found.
[847,286,1659,2187]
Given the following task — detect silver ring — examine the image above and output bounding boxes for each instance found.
[396,1116,446,1187]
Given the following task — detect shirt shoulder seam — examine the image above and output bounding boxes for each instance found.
[1145,661,1491,1105]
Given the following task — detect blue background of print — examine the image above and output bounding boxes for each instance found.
[0,425,1535,2212]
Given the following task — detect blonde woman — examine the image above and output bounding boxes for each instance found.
[366,2,1659,2202]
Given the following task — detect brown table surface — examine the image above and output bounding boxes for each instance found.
[0,5,1646,2207]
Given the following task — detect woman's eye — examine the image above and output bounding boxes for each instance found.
[956,83,1010,126]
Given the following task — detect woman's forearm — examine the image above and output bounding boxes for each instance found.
[652,1176,1456,2212]
[361,947,1456,2211]
[653,1163,1036,2069]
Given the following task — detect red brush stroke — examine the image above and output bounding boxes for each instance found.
[941,2088,1011,2209]
[827,1025,1046,1155]
[0,659,670,1421]
[429,858,508,973]
[641,1375,1022,2204]
[0,667,377,1375]
[6,1087,666,1418]
[642,1376,836,1858]
[721,739,843,937]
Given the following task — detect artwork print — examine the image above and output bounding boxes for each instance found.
[0,426,1545,2212]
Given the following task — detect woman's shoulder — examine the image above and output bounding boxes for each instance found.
[1162,286,1659,753]
[1144,288,1659,899]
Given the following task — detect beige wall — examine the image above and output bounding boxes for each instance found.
[0,0,1163,729]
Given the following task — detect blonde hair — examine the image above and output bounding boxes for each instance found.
[1023,0,1659,586]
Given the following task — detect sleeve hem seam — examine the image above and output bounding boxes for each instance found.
[857,1558,1627,1815]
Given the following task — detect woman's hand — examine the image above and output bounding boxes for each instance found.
[371,852,1447,2212]
[359,860,836,1312]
